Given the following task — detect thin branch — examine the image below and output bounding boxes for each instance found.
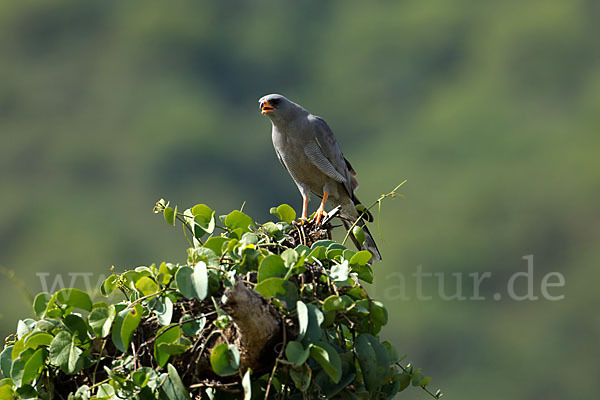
[342,180,407,246]
[264,317,287,399]
[396,362,443,399]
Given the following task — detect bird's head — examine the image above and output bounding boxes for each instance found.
[258,94,306,123]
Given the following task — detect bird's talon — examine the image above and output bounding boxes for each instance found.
[292,218,307,226]
[314,209,328,226]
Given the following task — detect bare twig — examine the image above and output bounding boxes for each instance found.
[264,317,287,399]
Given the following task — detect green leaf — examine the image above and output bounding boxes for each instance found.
[22,348,46,385]
[24,332,53,350]
[350,251,372,266]
[229,228,244,240]
[11,334,30,359]
[0,346,13,379]
[240,246,260,271]
[135,276,158,297]
[175,262,208,301]
[326,248,344,260]
[254,278,298,308]
[275,204,296,223]
[290,364,312,392]
[416,376,432,387]
[224,210,254,233]
[322,310,334,329]
[327,243,346,251]
[111,304,143,353]
[17,386,38,399]
[157,343,189,355]
[346,287,366,300]
[192,262,208,300]
[307,246,327,261]
[330,261,349,281]
[159,364,191,400]
[97,383,115,397]
[32,293,51,318]
[281,248,299,269]
[257,255,286,282]
[342,249,356,261]
[311,240,335,249]
[354,300,387,334]
[410,370,422,384]
[242,368,252,400]
[136,265,153,275]
[382,341,400,364]
[355,334,390,393]
[100,274,119,296]
[164,206,176,226]
[63,314,89,342]
[49,288,92,312]
[395,372,411,392]
[72,385,90,398]
[190,204,215,235]
[254,277,287,298]
[10,348,33,387]
[157,262,173,285]
[191,204,213,218]
[285,341,310,366]
[224,239,240,259]
[352,264,374,284]
[263,221,282,237]
[296,301,309,341]
[32,320,57,335]
[366,300,388,326]
[132,367,153,388]
[17,320,36,339]
[175,266,194,299]
[181,315,205,337]
[154,296,174,326]
[203,237,228,257]
[122,271,143,289]
[304,303,324,342]
[210,343,240,377]
[352,225,366,246]
[154,325,181,368]
[313,350,356,398]
[0,384,14,399]
[0,379,12,388]
[17,384,38,398]
[49,331,82,374]
[136,265,152,275]
[310,342,342,384]
[295,244,311,255]
[189,247,219,267]
[322,295,345,312]
[239,232,259,247]
[88,304,116,338]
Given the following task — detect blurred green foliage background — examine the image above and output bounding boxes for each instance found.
[1,1,598,398]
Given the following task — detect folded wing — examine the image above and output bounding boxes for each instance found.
[306,115,357,198]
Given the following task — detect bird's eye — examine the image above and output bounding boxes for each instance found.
[270,98,281,106]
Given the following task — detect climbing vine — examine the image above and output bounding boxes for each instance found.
[0,192,441,399]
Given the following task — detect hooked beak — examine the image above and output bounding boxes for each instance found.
[260,100,275,115]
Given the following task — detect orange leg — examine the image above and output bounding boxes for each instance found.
[301,194,309,221]
[314,191,328,225]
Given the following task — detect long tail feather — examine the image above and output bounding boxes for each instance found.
[356,219,382,262]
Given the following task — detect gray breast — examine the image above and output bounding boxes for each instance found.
[272,126,329,191]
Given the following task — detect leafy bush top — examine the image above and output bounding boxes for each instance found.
[0,199,441,399]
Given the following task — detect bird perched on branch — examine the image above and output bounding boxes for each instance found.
[259,94,382,261]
